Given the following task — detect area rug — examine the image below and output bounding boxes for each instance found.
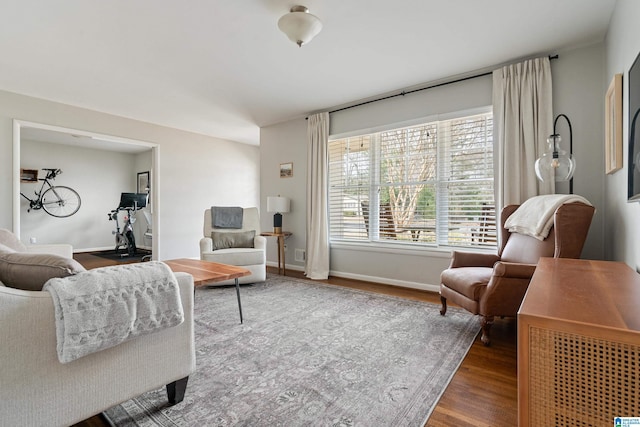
[104,274,479,426]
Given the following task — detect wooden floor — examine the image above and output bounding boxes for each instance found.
[72,253,517,427]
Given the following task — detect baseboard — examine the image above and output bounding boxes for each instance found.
[266,261,305,271]
[329,270,439,293]
[266,261,439,293]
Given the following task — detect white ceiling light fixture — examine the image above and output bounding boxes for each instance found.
[277,5,322,47]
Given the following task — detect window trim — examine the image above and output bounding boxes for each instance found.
[329,240,494,257]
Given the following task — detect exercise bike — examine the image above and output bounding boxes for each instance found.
[108,193,147,257]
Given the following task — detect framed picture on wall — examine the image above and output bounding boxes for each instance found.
[280,162,293,178]
[137,171,150,193]
[605,73,623,174]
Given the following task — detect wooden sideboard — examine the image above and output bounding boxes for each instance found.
[518,257,640,426]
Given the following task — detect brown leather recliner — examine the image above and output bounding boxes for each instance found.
[439,202,595,345]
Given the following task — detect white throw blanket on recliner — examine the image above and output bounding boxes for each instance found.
[43,261,184,363]
[504,194,592,240]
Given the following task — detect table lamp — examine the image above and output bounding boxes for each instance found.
[267,196,290,233]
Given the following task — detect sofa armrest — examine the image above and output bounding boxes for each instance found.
[25,243,73,259]
[254,235,267,250]
[449,250,500,268]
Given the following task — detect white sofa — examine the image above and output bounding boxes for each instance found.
[0,272,195,426]
[199,207,267,285]
[0,229,196,427]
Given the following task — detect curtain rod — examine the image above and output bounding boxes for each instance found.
[306,55,558,119]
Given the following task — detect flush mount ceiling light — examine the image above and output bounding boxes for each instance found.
[277,5,322,47]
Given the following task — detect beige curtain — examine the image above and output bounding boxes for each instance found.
[305,112,330,280]
[493,57,553,207]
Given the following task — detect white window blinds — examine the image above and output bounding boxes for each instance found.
[329,111,495,249]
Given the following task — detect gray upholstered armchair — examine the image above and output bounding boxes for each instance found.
[200,207,267,285]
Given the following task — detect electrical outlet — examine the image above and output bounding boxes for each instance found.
[30,237,37,244]
[283,244,287,250]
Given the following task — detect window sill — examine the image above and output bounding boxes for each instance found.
[330,240,495,258]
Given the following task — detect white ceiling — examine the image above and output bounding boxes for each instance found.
[0,0,616,146]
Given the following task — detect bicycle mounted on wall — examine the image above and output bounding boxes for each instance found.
[108,192,148,257]
[20,168,81,218]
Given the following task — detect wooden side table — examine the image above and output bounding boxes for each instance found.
[260,231,292,276]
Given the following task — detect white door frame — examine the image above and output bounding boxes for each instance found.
[13,119,160,259]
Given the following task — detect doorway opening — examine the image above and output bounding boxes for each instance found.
[13,120,160,260]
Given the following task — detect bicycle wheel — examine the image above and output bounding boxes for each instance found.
[41,186,81,217]
[125,229,136,257]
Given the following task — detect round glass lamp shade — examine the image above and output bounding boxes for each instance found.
[277,6,322,47]
[535,135,576,182]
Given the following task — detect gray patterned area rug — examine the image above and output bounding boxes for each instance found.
[104,274,479,426]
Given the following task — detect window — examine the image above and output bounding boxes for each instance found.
[328,111,495,249]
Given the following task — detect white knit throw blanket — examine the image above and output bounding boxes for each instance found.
[43,261,184,364]
[504,194,592,240]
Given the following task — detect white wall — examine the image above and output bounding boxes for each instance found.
[261,44,606,290]
[551,43,605,261]
[604,0,640,269]
[20,139,140,250]
[260,119,308,269]
[330,74,493,136]
[0,90,260,260]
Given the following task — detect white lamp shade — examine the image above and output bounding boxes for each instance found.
[277,6,322,47]
[267,196,290,213]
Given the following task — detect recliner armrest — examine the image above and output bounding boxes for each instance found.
[481,261,537,316]
[449,250,500,268]
[491,261,537,279]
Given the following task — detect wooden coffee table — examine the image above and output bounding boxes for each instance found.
[164,258,251,323]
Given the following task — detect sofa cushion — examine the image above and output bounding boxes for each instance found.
[440,266,493,300]
[0,252,86,291]
[211,230,255,250]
